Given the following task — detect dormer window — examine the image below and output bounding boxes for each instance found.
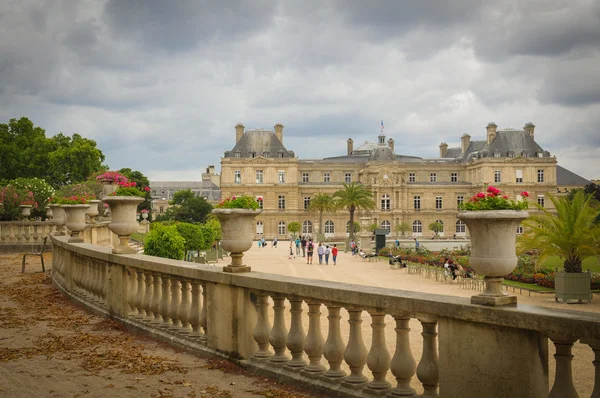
[251,152,256,158]
[234,151,241,158]
[263,151,270,157]
[494,152,501,158]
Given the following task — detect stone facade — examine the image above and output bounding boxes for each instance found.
[221,123,586,240]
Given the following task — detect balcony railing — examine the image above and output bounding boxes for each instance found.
[51,236,600,398]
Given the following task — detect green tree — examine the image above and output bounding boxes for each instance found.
[308,193,335,235]
[48,133,105,187]
[175,223,205,253]
[118,168,152,215]
[0,185,26,221]
[428,221,443,236]
[144,224,186,260]
[394,222,411,237]
[332,182,375,242]
[518,191,600,273]
[287,222,301,237]
[368,223,379,233]
[168,189,213,223]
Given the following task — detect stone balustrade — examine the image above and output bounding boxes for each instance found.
[51,236,600,398]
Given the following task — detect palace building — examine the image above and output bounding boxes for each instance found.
[220,122,589,240]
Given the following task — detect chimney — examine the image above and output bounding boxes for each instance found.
[388,138,395,152]
[439,142,448,158]
[274,123,284,143]
[524,122,535,140]
[235,123,245,143]
[461,134,471,154]
[486,122,497,145]
[347,138,354,155]
[208,165,215,175]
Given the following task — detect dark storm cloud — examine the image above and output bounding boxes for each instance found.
[538,61,600,107]
[103,0,278,53]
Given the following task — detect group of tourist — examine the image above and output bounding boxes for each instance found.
[443,257,474,280]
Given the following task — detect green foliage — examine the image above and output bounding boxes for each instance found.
[144,224,186,260]
[368,223,379,232]
[0,117,106,188]
[287,221,301,237]
[9,177,55,219]
[166,189,214,223]
[0,185,26,221]
[203,217,221,244]
[394,222,411,237]
[428,221,443,235]
[459,186,529,211]
[518,191,600,273]
[352,221,361,233]
[110,182,147,197]
[118,168,152,215]
[308,193,335,235]
[216,195,260,210]
[175,223,205,252]
[332,182,375,241]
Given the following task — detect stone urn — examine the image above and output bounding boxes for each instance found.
[211,208,261,272]
[141,211,149,220]
[86,200,101,224]
[20,205,32,218]
[103,196,144,254]
[457,210,528,306]
[62,204,90,243]
[49,204,66,236]
[45,206,53,220]
[100,181,119,197]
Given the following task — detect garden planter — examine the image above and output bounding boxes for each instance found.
[100,181,119,197]
[103,196,144,254]
[211,208,261,273]
[20,205,32,218]
[62,204,90,243]
[45,206,53,220]
[555,271,592,303]
[457,210,528,306]
[141,212,148,220]
[86,200,100,224]
[49,204,67,236]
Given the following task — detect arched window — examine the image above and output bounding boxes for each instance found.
[278,221,286,235]
[381,220,391,233]
[302,221,313,234]
[381,194,391,210]
[435,219,444,233]
[455,220,466,233]
[324,220,335,234]
[256,221,264,235]
[412,220,422,233]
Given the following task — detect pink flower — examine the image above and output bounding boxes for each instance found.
[103,203,109,208]
[503,195,509,199]
[144,187,150,192]
[476,192,485,199]
[521,191,529,198]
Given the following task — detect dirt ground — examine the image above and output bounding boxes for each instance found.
[0,253,325,398]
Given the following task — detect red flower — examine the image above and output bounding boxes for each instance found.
[476,192,485,199]
[144,187,150,192]
[521,191,529,198]
[503,195,509,199]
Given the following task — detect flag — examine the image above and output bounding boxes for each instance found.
[381,120,384,133]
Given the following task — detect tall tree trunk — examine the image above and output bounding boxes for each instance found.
[319,209,323,235]
[564,258,583,273]
[349,206,355,242]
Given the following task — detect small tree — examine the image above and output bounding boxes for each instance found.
[428,221,443,237]
[288,221,301,237]
[332,182,375,242]
[175,223,205,254]
[308,193,335,235]
[394,222,411,237]
[144,224,186,260]
[368,223,379,233]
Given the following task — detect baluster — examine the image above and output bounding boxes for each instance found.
[135,270,146,319]
[549,335,579,398]
[322,304,346,382]
[188,281,202,337]
[417,315,439,398]
[253,293,272,360]
[199,283,208,345]
[143,271,155,321]
[364,309,391,393]
[168,278,182,331]
[93,262,101,302]
[150,274,163,324]
[389,312,417,396]
[8,224,16,242]
[89,262,98,301]
[101,265,108,304]
[32,225,39,242]
[581,338,600,398]
[269,295,289,364]
[285,298,306,371]
[341,308,368,388]
[178,280,192,335]
[159,276,172,328]
[127,268,138,317]
[302,301,325,374]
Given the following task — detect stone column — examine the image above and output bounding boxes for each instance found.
[284,298,306,371]
[159,276,172,328]
[580,338,600,398]
[341,307,368,389]
[143,271,155,322]
[200,283,208,345]
[253,293,272,360]
[189,281,202,338]
[364,309,391,393]
[135,270,146,319]
[417,316,439,398]
[178,280,192,335]
[322,304,346,382]
[301,301,326,376]
[269,295,289,364]
[549,335,579,398]
[169,278,182,331]
[150,274,163,324]
[126,268,138,317]
[389,312,416,396]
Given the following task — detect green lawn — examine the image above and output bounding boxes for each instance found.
[131,232,148,244]
[541,255,600,272]
[503,280,554,292]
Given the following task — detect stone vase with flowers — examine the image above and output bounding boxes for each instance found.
[58,195,94,243]
[103,181,149,254]
[212,195,261,273]
[457,186,529,306]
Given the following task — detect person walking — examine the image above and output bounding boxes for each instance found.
[306,239,314,264]
[317,243,325,265]
[414,237,420,251]
[332,244,338,265]
[295,237,301,255]
[273,237,278,248]
[324,245,331,265]
[301,237,307,257]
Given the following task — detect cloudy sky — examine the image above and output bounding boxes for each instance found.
[1,0,599,181]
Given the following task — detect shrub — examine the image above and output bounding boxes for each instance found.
[175,223,205,253]
[144,225,185,260]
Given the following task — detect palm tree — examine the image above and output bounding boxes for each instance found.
[518,191,600,272]
[308,193,335,235]
[332,182,375,242]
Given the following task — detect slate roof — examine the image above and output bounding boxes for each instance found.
[487,129,544,157]
[556,165,591,186]
[224,129,294,158]
[150,180,221,201]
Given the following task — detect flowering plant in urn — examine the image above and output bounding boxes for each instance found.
[213,195,261,272]
[458,186,529,306]
[109,181,149,197]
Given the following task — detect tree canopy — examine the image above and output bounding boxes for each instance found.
[332,182,375,242]
[118,168,152,214]
[308,193,335,235]
[166,189,213,223]
[0,117,106,188]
